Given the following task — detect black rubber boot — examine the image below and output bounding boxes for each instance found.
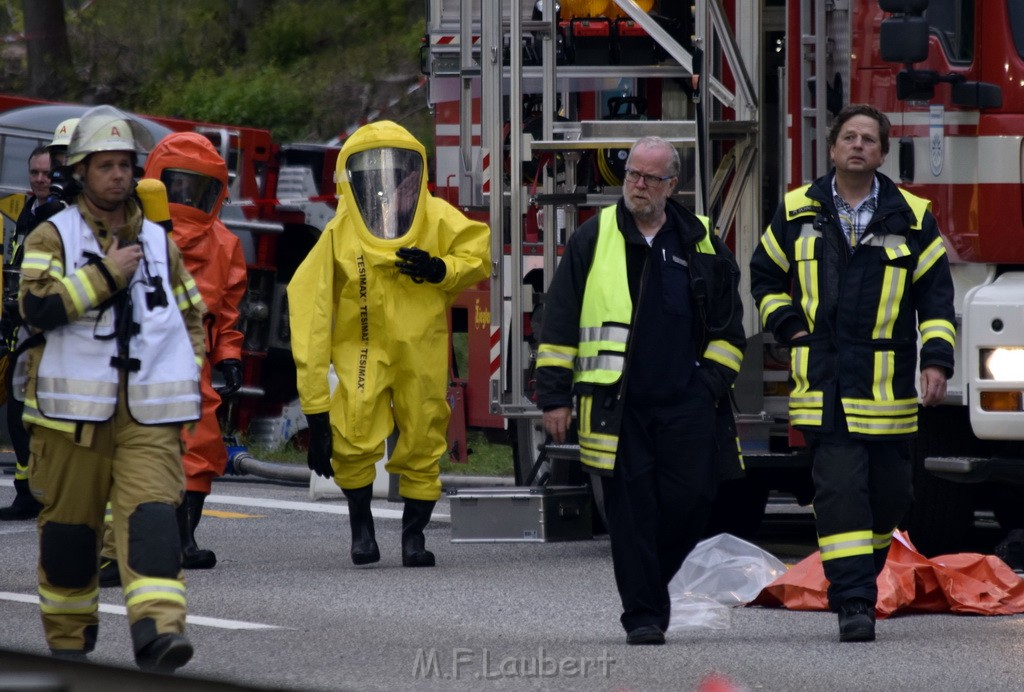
[342,485,380,565]
[0,479,42,521]
[401,499,436,567]
[178,491,216,569]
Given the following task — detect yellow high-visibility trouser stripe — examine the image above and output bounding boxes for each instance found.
[124,578,186,608]
[819,530,873,561]
[38,586,99,615]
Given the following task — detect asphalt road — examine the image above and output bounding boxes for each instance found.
[1,475,1023,692]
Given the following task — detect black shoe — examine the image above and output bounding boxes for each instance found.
[342,485,380,566]
[135,633,193,673]
[51,648,89,662]
[838,598,876,642]
[401,499,436,568]
[0,485,42,521]
[626,625,665,645]
[179,491,217,570]
[98,557,121,588]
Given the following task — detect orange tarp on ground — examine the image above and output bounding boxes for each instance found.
[751,531,1024,617]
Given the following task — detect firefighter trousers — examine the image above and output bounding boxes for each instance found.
[28,400,187,654]
[806,417,913,611]
[600,381,718,634]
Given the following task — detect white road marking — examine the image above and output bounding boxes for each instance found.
[0,477,451,522]
[206,494,452,522]
[0,591,285,630]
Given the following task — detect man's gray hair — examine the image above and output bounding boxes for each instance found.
[627,136,680,177]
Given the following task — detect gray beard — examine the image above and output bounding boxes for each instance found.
[625,197,660,223]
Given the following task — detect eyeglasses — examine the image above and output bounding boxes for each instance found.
[623,168,675,186]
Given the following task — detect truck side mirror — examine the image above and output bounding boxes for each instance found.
[951,81,1003,110]
[879,15,930,64]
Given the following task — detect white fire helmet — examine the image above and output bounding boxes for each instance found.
[48,118,80,150]
[66,105,154,166]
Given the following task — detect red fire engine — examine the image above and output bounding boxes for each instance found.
[423,0,1024,553]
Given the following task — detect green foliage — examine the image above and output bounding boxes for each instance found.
[3,0,428,143]
[150,67,317,142]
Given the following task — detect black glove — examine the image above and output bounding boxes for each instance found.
[214,358,243,399]
[396,247,446,284]
[305,412,334,478]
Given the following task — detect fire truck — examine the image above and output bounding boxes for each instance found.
[423,0,1024,554]
[0,94,340,450]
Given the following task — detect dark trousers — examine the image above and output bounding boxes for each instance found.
[601,380,718,633]
[806,418,913,610]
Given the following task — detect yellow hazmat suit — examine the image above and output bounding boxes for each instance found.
[288,121,490,501]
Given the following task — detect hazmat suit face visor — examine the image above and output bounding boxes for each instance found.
[346,147,422,240]
[161,168,224,214]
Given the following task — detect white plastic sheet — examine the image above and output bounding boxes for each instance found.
[667,533,788,631]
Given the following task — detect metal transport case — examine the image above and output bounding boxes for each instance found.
[447,486,593,543]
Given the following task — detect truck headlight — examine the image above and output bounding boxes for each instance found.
[981,347,1024,381]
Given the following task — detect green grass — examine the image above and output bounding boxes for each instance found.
[440,428,515,477]
[242,427,514,477]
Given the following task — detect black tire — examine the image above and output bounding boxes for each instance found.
[901,406,977,556]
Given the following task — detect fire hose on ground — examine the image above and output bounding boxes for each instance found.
[225,449,513,489]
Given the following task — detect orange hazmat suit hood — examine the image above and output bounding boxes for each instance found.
[144,132,229,248]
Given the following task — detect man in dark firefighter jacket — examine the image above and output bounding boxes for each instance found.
[535,136,746,645]
[750,104,956,643]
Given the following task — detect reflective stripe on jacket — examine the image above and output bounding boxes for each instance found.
[749,172,956,438]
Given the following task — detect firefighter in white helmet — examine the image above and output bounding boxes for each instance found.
[288,120,489,567]
[17,105,206,672]
[48,117,79,166]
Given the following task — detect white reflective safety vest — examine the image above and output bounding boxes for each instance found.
[35,209,201,424]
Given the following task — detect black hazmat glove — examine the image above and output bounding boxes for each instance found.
[305,412,334,478]
[395,247,446,284]
[214,358,243,399]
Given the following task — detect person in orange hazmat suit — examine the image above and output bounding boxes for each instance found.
[146,132,246,567]
[98,132,246,582]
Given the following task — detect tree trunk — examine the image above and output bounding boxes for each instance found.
[23,0,72,99]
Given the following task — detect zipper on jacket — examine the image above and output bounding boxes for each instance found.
[608,249,652,410]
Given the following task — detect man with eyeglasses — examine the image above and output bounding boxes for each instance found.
[535,135,746,645]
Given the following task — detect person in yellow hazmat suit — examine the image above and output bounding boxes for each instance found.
[288,120,490,568]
